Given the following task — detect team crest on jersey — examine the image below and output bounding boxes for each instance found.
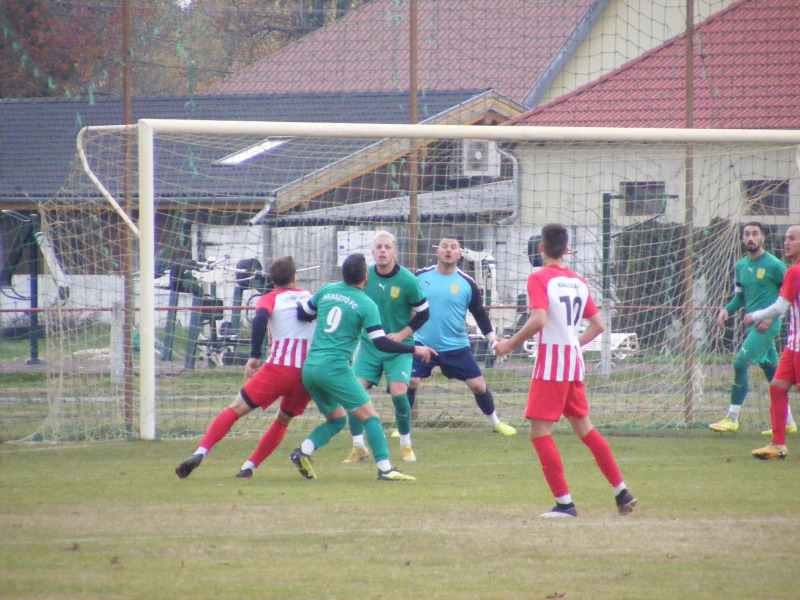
[390,286,400,298]
[756,268,765,279]
[450,284,459,294]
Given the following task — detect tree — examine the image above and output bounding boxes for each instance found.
[0,0,373,99]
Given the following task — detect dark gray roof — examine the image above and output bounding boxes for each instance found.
[0,89,492,205]
[270,180,515,226]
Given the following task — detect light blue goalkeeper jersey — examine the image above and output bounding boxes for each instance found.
[413,266,493,352]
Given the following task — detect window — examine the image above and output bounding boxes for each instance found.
[620,181,666,216]
[214,138,290,165]
[742,180,789,216]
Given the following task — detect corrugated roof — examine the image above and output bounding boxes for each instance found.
[509,0,800,129]
[211,0,597,104]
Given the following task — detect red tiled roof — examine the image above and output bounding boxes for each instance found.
[211,0,596,103]
[509,0,800,129]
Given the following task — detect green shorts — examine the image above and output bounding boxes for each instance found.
[302,362,371,416]
[737,324,779,366]
[353,342,413,388]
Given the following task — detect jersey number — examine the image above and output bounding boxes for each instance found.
[324,306,343,333]
[559,295,583,326]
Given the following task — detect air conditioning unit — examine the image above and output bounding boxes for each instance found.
[460,139,501,178]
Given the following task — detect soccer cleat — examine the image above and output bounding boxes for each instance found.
[235,468,253,479]
[751,443,788,461]
[761,423,798,435]
[290,448,316,479]
[492,421,517,436]
[390,429,400,438]
[540,502,578,518]
[708,418,738,433]
[175,454,203,479]
[342,446,370,464]
[400,445,417,462]
[377,468,416,481]
[615,489,637,515]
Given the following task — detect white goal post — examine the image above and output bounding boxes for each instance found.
[65,119,798,440]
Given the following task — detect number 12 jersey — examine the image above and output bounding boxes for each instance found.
[527,264,598,382]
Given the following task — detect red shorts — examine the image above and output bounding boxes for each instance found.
[525,379,589,421]
[240,363,311,417]
[773,347,800,386]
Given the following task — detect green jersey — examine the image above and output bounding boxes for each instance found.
[725,251,786,314]
[361,264,427,346]
[303,281,385,367]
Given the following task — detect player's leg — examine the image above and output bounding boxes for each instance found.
[237,409,292,478]
[350,392,415,481]
[760,343,797,434]
[175,391,254,478]
[752,348,797,460]
[237,374,311,477]
[447,347,515,435]
[345,347,382,463]
[385,353,416,461]
[567,386,636,515]
[709,356,750,433]
[290,365,349,479]
[526,380,575,517]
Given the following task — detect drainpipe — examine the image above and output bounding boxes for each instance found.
[496,148,520,226]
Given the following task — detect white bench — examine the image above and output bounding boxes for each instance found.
[522,332,639,361]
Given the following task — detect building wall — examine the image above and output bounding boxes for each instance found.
[540,0,738,105]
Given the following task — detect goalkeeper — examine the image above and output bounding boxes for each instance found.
[711,222,796,434]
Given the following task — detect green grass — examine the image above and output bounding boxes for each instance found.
[1,428,798,599]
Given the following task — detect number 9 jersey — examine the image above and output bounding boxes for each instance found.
[527,264,598,382]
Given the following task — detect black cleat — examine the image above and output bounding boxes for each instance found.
[290,448,316,479]
[540,502,578,518]
[175,454,203,479]
[615,489,637,515]
[235,468,253,479]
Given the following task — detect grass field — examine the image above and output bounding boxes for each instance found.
[1,427,798,599]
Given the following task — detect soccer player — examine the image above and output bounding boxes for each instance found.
[343,231,429,464]
[408,235,516,436]
[291,253,436,481]
[745,224,800,460]
[710,221,796,434]
[494,224,636,517]
[175,256,315,479]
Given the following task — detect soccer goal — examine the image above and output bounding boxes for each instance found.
[14,120,799,442]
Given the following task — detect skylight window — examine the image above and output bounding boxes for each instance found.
[215,138,290,165]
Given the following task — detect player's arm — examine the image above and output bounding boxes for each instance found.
[245,307,270,379]
[744,296,789,326]
[387,303,430,343]
[466,279,495,342]
[578,311,605,346]
[367,325,437,362]
[296,298,317,322]
[494,308,546,357]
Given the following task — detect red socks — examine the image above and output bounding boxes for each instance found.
[198,407,239,452]
[770,386,789,446]
[247,420,289,467]
[581,428,623,487]
[531,435,569,498]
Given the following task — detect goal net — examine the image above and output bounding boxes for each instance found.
[8,120,799,441]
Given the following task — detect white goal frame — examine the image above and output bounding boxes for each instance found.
[127,120,800,439]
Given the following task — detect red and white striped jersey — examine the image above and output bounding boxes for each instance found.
[256,288,315,368]
[779,264,800,351]
[528,264,598,382]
